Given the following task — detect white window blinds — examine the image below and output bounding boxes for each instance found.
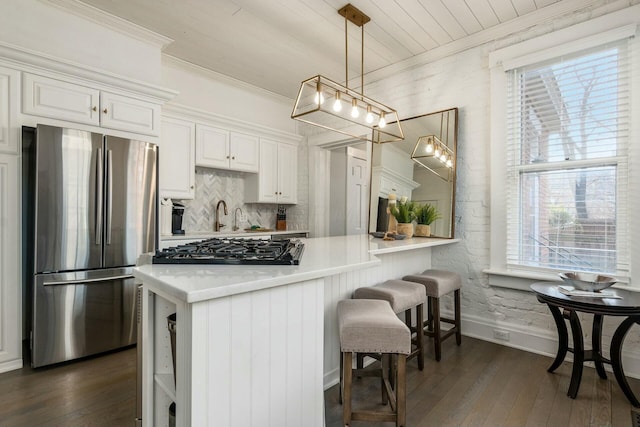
[505,40,630,277]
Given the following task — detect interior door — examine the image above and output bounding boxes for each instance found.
[34,125,103,273]
[103,136,157,268]
[346,150,369,235]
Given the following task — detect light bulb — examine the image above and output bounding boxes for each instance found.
[425,141,434,153]
[440,153,447,162]
[332,92,342,112]
[365,105,374,123]
[446,156,453,168]
[378,112,386,128]
[434,146,441,158]
[350,99,359,118]
[314,91,324,105]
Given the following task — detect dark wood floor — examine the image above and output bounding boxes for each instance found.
[0,338,638,426]
[325,337,640,427]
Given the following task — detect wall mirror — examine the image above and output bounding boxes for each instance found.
[369,108,458,238]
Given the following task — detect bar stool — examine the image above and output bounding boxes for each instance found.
[353,279,426,370]
[403,269,462,361]
[338,299,410,427]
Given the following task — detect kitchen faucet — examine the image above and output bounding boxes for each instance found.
[215,200,228,231]
[233,207,243,231]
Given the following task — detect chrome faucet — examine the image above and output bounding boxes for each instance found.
[215,200,228,231]
[233,207,243,231]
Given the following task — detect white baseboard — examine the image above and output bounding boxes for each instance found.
[0,358,23,374]
[461,313,640,380]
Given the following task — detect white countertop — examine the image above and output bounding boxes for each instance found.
[134,235,459,303]
[160,229,309,241]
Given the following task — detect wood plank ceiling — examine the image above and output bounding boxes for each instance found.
[76,0,571,98]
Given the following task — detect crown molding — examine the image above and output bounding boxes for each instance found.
[162,54,295,105]
[363,0,631,85]
[41,0,173,49]
[163,102,302,144]
[0,41,178,102]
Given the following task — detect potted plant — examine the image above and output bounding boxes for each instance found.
[389,198,416,238]
[414,203,441,237]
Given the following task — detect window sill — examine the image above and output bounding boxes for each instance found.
[484,268,638,293]
[483,268,561,291]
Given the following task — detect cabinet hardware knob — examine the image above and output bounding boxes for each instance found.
[226,156,230,159]
[275,192,278,195]
[103,108,108,114]
[279,192,282,195]
[92,106,97,112]
[232,156,235,160]
[191,185,194,189]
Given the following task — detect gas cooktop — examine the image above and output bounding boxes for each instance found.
[152,237,305,265]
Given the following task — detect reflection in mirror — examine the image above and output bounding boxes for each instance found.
[369,108,458,238]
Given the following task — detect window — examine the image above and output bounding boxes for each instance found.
[505,42,630,277]
[488,20,638,288]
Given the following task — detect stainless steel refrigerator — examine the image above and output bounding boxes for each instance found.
[22,124,157,368]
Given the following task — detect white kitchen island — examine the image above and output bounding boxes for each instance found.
[134,234,459,427]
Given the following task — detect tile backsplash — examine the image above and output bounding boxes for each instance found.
[174,167,306,233]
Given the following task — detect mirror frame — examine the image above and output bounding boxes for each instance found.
[368,107,458,238]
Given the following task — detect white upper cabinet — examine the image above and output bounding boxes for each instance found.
[22,73,160,136]
[99,91,160,135]
[160,117,195,199]
[195,124,259,173]
[0,66,19,154]
[245,138,297,204]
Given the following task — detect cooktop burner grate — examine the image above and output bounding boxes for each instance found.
[152,237,305,265]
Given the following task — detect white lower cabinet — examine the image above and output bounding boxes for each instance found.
[245,138,297,204]
[160,117,195,199]
[0,154,21,372]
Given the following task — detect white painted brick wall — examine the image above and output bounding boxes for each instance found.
[351,1,640,370]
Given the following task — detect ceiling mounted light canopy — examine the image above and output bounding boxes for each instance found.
[411,110,455,182]
[291,4,403,143]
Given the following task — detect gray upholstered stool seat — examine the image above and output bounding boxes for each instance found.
[353,280,426,370]
[403,269,462,361]
[338,299,410,427]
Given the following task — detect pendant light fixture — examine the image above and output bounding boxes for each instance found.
[411,109,455,182]
[291,4,403,143]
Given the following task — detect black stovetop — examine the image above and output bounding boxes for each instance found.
[153,237,305,265]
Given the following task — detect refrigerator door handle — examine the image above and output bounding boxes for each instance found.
[96,147,103,245]
[43,274,133,286]
[106,149,113,245]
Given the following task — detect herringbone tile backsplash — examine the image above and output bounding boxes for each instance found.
[175,167,307,233]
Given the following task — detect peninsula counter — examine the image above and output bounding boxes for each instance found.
[134,235,459,427]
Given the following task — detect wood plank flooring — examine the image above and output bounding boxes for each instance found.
[0,337,637,426]
[325,337,640,427]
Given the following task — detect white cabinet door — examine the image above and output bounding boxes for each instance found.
[99,91,160,136]
[0,66,19,154]
[23,73,160,136]
[195,124,229,169]
[277,142,297,204]
[229,132,259,173]
[160,117,195,199]
[256,138,278,202]
[23,73,100,126]
[0,154,21,372]
[245,139,297,204]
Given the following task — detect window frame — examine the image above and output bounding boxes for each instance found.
[487,19,639,291]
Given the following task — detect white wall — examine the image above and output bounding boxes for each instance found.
[0,0,163,83]
[161,56,296,134]
[356,2,640,376]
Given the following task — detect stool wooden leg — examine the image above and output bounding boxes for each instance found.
[432,296,442,361]
[455,289,462,345]
[381,353,389,405]
[343,352,353,426]
[416,303,424,370]
[397,354,407,427]
[339,348,344,404]
[426,296,434,331]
